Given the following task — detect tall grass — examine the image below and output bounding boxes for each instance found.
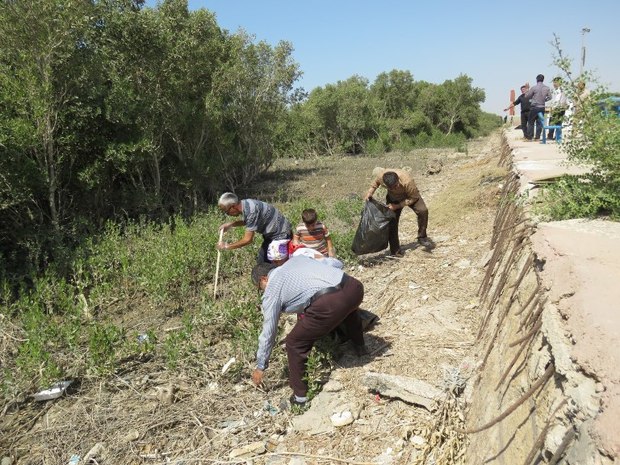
[1,196,363,399]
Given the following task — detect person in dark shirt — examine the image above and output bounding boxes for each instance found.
[504,84,531,139]
[524,74,551,141]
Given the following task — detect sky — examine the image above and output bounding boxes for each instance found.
[148,0,620,115]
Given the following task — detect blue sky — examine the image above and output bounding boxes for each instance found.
[149,0,620,114]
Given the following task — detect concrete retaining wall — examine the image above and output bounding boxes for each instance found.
[463,133,617,465]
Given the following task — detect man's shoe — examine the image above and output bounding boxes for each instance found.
[289,395,308,408]
[353,343,369,356]
[418,237,432,247]
[389,249,404,258]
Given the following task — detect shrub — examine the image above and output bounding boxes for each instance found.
[535,36,620,220]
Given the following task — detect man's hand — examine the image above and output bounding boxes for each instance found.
[219,222,232,232]
[251,368,264,386]
[216,241,228,250]
[387,203,400,211]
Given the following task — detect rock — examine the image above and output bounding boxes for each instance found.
[2,457,14,465]
[83,442,106,464]
[122,429,140,443]
[229,441,266,459]
[323,380,343,392]
[330,410,354,427]
[410,435,426,447]
[156,384,176,405]
[363,372,442,411]
[455,258,471,269]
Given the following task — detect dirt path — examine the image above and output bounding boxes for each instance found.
[270,133,506,463]
[1,133,506,465]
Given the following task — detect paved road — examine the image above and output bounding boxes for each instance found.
[505,127,620,458]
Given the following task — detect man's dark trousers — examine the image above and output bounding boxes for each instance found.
[285,276,364,397]
[386,194,429,253]
[520,110,530,138]
[527,107,545,140]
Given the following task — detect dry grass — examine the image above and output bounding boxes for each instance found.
[1,133,508,465]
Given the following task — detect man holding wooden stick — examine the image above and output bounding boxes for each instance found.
[217,192,292,264]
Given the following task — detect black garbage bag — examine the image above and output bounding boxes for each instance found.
[331,309,380,343]
[351,198,396,255]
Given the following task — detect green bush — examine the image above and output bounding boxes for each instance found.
[535,37,620,221]
[535,175,620,220]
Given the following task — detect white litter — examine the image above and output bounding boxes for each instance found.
[33,380,72,401]
[222,357,236,374]
[330,410,354,427]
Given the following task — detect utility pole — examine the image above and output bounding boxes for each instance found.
[580,27,591,76]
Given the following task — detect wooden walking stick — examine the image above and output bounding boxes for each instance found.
[214,229,224,299]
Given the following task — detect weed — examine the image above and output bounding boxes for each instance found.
[87,323,124,375]
[303,337,338,401]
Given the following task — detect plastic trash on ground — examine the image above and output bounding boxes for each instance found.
[33,380,72,401]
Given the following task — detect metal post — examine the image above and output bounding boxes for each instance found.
[580,27,590,76]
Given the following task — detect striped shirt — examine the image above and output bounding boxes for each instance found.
[294,222,330,256]
[256,255,344,370]
[242,199,292,241]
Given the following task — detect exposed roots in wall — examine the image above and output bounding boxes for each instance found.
[461,133,589,464]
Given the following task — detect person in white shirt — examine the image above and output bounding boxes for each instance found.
[546,77,568,140]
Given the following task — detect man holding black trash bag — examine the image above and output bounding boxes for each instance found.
[364,167,429,257]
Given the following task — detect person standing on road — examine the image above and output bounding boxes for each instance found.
[546,77,568,140]
[364,167,430,257]
[504,84,531,139]
[250,256,367,406]
[524,74,551,141]
[217,193,292,264]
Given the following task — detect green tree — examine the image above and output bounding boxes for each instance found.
[419,74,485,135]
[334,76,373,154]
[370,69,417,120]
[0,0,97,230]
[205,33,301,189]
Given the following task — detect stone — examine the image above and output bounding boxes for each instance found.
[330,410,354,427]
[229,441,266,458]
[122,429,140,443]
[363,372,442,411]
[83,443,106,464]
[323,380,343,392]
